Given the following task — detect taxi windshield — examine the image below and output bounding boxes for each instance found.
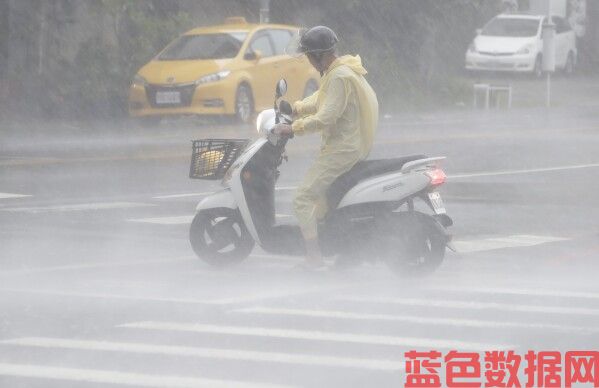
[482,18,540,37]
[158,32,247,60]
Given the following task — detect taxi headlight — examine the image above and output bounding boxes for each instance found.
[517,44,534,55]
[132,74,148,87]
[195,70,231,85]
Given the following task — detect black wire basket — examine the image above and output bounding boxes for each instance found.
[189,139,249,180]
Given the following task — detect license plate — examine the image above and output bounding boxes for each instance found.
[428,192,446,214]
[156,91,181,104]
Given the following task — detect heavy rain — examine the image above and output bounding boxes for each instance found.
[1,1,598,387]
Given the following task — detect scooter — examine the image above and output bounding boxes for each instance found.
[189,79,453,276]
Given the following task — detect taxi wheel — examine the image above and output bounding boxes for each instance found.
[303,79,319,98]
[235,84,254,124]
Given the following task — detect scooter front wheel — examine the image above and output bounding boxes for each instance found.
[189,208,254,267]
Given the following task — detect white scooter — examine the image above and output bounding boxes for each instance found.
[189,79,453,275]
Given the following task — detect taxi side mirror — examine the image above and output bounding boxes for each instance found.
[244,49,263,61]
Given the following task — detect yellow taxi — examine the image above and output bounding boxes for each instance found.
[128,17,319,123]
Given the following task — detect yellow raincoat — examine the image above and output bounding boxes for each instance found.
[291,55,379,239]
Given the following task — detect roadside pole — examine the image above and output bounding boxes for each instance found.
[259,0,270,23]
[542,4,556,108]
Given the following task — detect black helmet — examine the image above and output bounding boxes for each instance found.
[287,26,338,56]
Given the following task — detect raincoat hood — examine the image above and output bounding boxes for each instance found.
[327,55,367,76]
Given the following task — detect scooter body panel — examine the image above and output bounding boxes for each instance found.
[196,189,237,212]
[337,171,430,209]
[228,137,270,244]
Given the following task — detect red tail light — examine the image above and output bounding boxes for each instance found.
[426,168,446,186]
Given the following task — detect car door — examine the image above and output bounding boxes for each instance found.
[267,29,301,101]
[552,16,569,68]
[245,30,278,111]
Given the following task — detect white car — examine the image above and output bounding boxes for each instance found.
[466,14,577,76]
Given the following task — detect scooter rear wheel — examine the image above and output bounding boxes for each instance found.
[189,208,254,266]
[381,212,446,277]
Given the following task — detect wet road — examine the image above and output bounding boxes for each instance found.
[1,106,599,387]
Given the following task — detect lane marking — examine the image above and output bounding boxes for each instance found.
[0,284,352,306]
[450,163,599,179]
[153,187,297,200]
[0,363,287,388]
[0,202,155,213]
[429,286,599,300]
[0,257,195,276]
[152,162,599,201]
[0,192,32,199]
[129,214,292,225]
[335,296,599,317]
[1,337,402,371]
[119,322,511,351]
[153,192,217,199]
[234,307,599,334]
[129,215,194,225]
[454,235,569,253]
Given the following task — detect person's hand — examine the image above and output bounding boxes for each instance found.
[272,123,293,136]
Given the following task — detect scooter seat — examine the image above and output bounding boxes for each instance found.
[327,155,427,209]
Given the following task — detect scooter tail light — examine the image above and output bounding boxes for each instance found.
[426,168,446,186]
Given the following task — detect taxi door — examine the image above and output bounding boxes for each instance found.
[244,30,279,111]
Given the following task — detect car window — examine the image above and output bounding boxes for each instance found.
[158,32,247,60]
[269,29,293,55]
[249,33,274,57]
[482,18,540,37]
[552,17,571,34]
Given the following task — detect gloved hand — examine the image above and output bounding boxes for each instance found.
[272,123,293,136]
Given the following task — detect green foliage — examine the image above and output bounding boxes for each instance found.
[71,1,193,117]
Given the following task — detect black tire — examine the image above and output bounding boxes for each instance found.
[303,79,319,98]
[379,211,446,277]
[189,208,254,267]
[564,51,575,76]
[533,55,543,78]
[235,83,254,124]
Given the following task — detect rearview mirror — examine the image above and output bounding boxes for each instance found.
[276,79,288,98]
[244,49,262,61]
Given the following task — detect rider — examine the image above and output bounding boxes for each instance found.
[274,26,379,269]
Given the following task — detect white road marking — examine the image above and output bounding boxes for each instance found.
[454,235,569,253]
[0,363,287,388]
[429,285,599,300]
[1,337,402,371]
[0,257,195,276]
[129,214,292,225]
[449,163,599,179]
[234,307,599,334]
[0,192,32,199]
[154,187,297,200]
[119,322,511,351]
[335,296,599,317]
[0,284,351,306]
[153,192,216,199]
[0,202,155,213]
[128,215,194,225]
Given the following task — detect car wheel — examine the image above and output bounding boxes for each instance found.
[303,79,319,98]
[564,51,575,76]
[235,84,254,124]
[533,55,543,78]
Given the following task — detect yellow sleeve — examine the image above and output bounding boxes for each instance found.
[292,77,348,136]
[293,90,319,117]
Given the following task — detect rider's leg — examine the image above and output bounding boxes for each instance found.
[294,152,359,266]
